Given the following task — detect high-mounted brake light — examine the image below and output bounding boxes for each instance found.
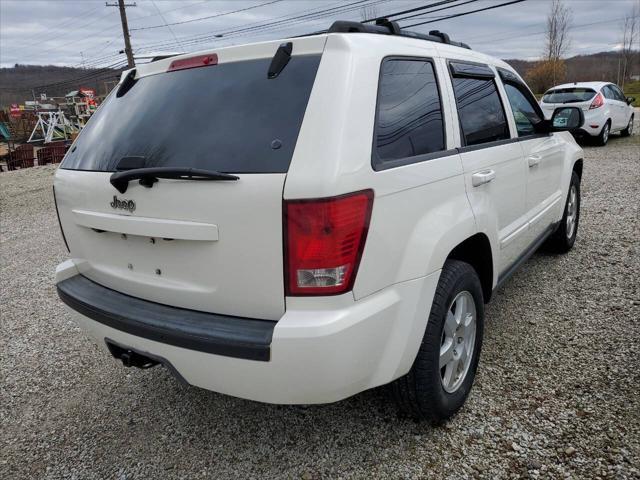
[167,54,218,72]
[284,190,373,296]
[589,92,604,109]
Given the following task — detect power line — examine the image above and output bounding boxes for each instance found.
[363,0,459,22]
[128,0,375,53]
[393,0,481,22]
[150,0,185,51]
[129,0,210,22]
[130,0,284,31]
[469,16,629,46]
[403,0,527,28]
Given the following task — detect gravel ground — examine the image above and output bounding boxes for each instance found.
[1,123,639,479]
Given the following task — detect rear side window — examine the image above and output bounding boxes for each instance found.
[61,55,321,173]
[542,88,596,103]
[373,58,445,169]
[451,75,509,146]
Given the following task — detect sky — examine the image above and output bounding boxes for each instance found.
[0,0,638,68]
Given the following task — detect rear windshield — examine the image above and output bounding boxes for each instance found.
[61,55,321,173]
[542,88,596,104]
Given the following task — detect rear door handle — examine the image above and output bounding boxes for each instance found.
[527,155,542,167]
[471,170,496,187]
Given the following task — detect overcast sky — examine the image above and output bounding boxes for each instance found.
[1,0,638,68]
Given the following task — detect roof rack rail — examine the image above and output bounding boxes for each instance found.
[327,19,471,50]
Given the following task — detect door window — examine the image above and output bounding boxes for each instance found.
[602,85,616,100]
[611,85,627,102]
[373,58,446,169]
[452,76,510,146]
[503,84,544,137]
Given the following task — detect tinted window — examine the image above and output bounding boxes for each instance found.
[374,59,445,165]
[542,88,596,103]
[602,85,615,100]
[610,85,627,102]
[452,77,510,146]
[504,84,543,136]
[61,55,321,173]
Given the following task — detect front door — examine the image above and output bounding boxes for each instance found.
[500,81,565,242]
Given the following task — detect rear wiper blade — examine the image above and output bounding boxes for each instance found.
[110,167,239,194]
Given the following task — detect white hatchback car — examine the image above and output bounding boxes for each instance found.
[54,20,585,422]
[540,82,635,145]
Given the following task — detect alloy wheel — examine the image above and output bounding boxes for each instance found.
[566,185,578,239]
[440,291,477,393]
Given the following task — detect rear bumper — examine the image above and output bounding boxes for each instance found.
[56,259,440,404]
[57,274,274,361]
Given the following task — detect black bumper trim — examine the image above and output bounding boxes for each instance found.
[57,275,275,361]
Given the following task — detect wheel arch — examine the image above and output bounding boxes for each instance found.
[572,158,583,179]
[445,232,494,303]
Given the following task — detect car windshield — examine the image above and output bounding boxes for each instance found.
[542,88,596,104]
[61,55,321,174]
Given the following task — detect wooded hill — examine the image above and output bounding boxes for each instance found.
[0,64,124,107]
[506,50,640,93]
[1,50,638,108]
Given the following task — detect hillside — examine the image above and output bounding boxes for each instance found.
[1,50,638,108]
[0,64,124,107]
[505,50,640,91]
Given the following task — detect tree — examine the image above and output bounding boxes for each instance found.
[544,0,572,85]
[620,0,640,88]
[525,59,567,94]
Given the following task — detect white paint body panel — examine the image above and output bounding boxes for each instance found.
[54,32,584,404]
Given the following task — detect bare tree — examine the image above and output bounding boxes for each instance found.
[543,0,571,85]
[360,4,379,22]
[544,0,572,84]
[620,0,640,88]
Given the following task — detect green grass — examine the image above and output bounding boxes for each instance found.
[623,80,640,107]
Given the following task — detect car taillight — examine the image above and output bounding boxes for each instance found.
[590,92,604,109]
[284,190,373,296]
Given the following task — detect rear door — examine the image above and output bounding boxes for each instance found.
[447,61,528,273]
[498,70,565,242]
[54,40,324,320]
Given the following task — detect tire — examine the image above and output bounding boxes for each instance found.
[621,115,634,137]
[594,120,610,146]
[545,170,580,253]
[391,260,484,423]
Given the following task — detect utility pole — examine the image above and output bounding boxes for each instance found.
[106,0,136,68]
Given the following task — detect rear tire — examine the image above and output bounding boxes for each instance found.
[621,115,634,137]
[545,171,580,253]
[594,120,610,146]
[391,260,484,423]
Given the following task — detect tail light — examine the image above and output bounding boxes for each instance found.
[589,92,604,109]
[284,190,373,296]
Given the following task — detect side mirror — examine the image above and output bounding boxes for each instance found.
[550,106,584,131]
[627,97,636,105]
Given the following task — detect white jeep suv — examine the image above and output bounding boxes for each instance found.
[540,81,635,146]
[54,20,585,422]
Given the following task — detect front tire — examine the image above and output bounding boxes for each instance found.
[594,120,610,146]
[545,170,580,253]
[391,260,484,422]
[621,115,634,137]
